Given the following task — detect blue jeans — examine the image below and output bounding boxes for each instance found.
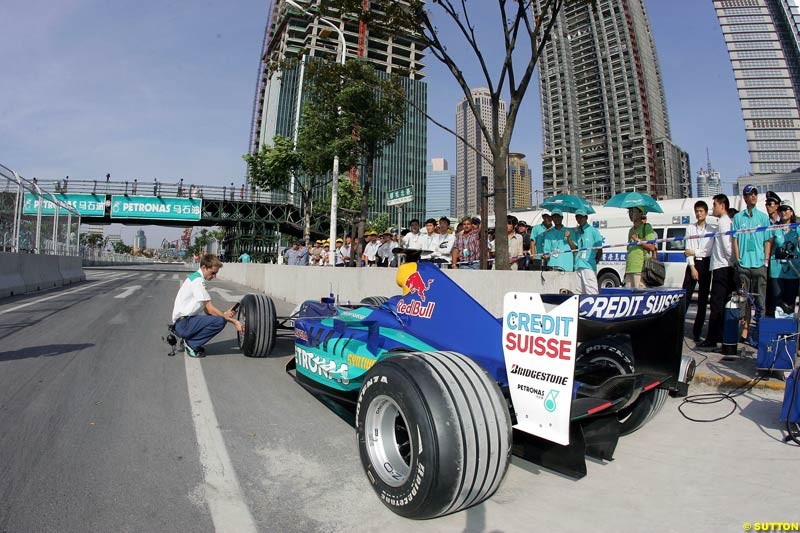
[459,261,480,270]
[175,315,226,350]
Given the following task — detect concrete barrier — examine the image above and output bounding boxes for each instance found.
[0,253,25,298]
[0,252,85,298]
[58,256,85,285]
[217,264,577,316]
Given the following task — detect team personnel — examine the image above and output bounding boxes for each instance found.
[566,208,603,294]
[733,184,772,340]
[765,191,783,315]
[769,201,800,315]
[171,255,243,358]
[530,212,552,258]
[699,194,735,349]
[682,201,715,341]
[625,206,656,288]
[541,208,573,272]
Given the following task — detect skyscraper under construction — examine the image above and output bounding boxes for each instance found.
[248,0,428,219]
[535,0,691,202]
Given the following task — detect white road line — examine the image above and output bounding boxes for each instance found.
[0,274,135,315]
[184,358,257,533]
[172,273,180,280]
[141,273,153,279]
[157,273,167,279]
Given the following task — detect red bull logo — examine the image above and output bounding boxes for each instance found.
[397,299,436,319]
[405,271,434,302]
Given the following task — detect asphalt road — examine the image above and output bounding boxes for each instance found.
[0,265,798,533]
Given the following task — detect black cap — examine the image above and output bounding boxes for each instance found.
[471,216,481,225]
[766,191,782,204]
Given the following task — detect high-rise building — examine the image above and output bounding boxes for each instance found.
[426,158,454,220]
[249,1,428,219]
[535,0,690,202]
[508,153,533,209]
[697,151,723,197]
[713,0,800,175]
[455,88,507,217]
[133,229,147,251]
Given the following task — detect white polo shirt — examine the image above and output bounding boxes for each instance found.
[171,270,211,322]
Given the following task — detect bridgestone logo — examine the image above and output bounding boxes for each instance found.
[510,364,569,386]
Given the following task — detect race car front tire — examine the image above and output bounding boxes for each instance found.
[360,296,388,306]
[576,337,668,435]
[356,351,512,519]
[237,293,276,358]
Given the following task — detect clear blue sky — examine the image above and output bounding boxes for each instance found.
[1,0,748,243]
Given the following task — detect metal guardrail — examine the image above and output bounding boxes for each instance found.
[17,178,268,203]
[1,163,82,255]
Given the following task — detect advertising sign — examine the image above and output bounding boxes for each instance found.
[110,195,201,221]
[502,292,578,445]
[23,193,106,217]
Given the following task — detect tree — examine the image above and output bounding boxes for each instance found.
[322,0,593,269]
[302,59,408,265]
[314,175,368,234]
[366,213,390,235]
[112,241,132,255]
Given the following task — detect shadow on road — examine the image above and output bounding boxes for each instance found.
[738,394,788,443]
[0,343,94,362]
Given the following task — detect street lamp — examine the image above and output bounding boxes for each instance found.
[284,0,348,267]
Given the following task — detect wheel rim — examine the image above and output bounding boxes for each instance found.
[364,395,412,487]
[237,307,246,349]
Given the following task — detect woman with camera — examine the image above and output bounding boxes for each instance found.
[768,201,800,317]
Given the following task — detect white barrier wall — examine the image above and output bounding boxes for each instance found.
[217,264,578,316]
[0,252,84,298]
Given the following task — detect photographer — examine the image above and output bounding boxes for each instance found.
[171,255,243,358]
[768,201,800,316]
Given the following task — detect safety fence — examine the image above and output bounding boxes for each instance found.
[1,163,81,255]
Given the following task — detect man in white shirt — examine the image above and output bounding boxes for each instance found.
[171,255,243,357]
[699,194,735,349]
[362,231,380,266]
[682,200,716,341]
[418,218,442,263]
[402,219,425,250]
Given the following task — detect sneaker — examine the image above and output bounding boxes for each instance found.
[183,340,203,358]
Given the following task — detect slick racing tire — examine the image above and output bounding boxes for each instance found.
[237,293,276,358]
[360,296,388,307]
[356,351,512,520]
[576,337,668,435]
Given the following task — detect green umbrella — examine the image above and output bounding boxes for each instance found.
[604,191,664,213]
[540,194,596,214]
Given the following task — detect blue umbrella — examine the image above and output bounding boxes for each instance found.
[540,194,596,214]
[604,191,664,214]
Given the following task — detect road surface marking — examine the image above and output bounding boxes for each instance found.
[209,288,244,302]
[172,273,180,280]
[184,358,257,533]
[0,274,135,315]
[157,273,167,279]
[114,285,142,299]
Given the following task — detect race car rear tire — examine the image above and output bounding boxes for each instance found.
[576,337,668,435]
[360,296,388,307]
[356,351,512,519]
[237,293,276,358]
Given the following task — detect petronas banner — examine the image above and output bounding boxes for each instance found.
[110,195,201,221]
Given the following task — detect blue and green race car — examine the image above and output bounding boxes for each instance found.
[236,260,694,520]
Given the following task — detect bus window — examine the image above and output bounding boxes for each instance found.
[653,228,664,250]
[666,227,686,251]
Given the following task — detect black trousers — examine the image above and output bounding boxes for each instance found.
[707,266,734,343]
[682,258,712,339]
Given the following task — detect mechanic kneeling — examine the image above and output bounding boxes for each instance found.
[171,255,243,358]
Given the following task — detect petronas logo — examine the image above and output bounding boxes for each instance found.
[544,389,559,413]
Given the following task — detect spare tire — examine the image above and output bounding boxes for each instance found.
[576,337,667,435]
[237,293,276,358]
[360,296,388,306]
[356,351,512,519]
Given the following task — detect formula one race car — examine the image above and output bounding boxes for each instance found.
[236,261,695,520]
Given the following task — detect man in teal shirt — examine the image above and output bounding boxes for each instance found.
[733,184,772,340]
[542,208,573,272]
[238,252,251,263]
[566,209,604,294]
[530,212,552,258]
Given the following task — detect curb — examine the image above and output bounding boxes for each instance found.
[692,372,786,392]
